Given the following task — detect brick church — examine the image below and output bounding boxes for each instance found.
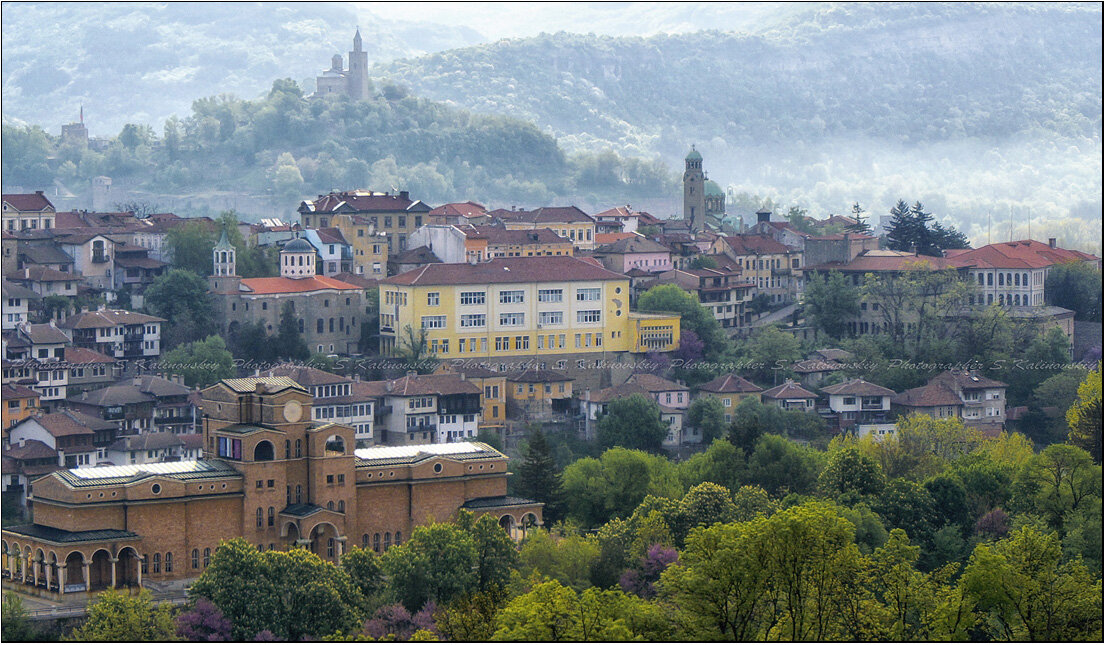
[1,377,540,598]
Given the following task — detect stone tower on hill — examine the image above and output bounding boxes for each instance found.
[683,146,705,232]
[313,30,371,101]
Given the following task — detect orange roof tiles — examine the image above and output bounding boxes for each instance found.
[946,239,1100,270]
[240,276,363,295]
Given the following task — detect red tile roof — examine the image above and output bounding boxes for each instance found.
[63,347,118,364]
[1,383,40,400]
[698,374,763,394]
[239,275,363,295]
[300,191,429,214]
[595,232,637,245]
[364,373,481,397]
[497,206,594,224]
[761,380,818,399]
[384,256,626,286]
[4,439,58,461]
[627,373,687,392]
[2,192,54,212]
[461,225,571,246]
[946,239,1100,270]
[9,266,80,282]
[23,410,116,437]
[721,235,790,255]
[821,379,896,397]
[430,202,487,218]
[61,309,166,329]
[330,272,379,290]
[809,250,963,273]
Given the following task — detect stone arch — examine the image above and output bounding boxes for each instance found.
[89,548,113,591]
[254,440,275,461]
[282,521,300,540]
[9,541,21,578]
[307,521,340,562]
[64,551,86,591]
[1,539,8,577]
[34,548,46,587]
[498,514,516,536]
[324,434,346,455]
[47,551,59,591]
[22,545,31,583]
[116,546,140,588]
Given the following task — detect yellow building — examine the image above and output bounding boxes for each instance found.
[505,369,574,420]
[327,212,389,278]
[381,257,679,389]
[495,207,597,250]
[463,225,575,261]
[2,384,40,438]
[695,373,764,423]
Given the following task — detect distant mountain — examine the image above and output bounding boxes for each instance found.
[370,2,1102,248]
[0,1,483,136]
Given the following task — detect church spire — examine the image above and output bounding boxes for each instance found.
[353,27,363,52]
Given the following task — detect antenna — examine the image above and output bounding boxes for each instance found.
[987,211,991,245]
[1008,205,1013,242]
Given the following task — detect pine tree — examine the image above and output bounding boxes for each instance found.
[844,201,872,234]
[517,429,565,523]
[885,199,915,251]
[909,201,939,256]
[276,301,310,361]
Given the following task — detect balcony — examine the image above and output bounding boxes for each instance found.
[407,424,436,434]
[861,402,885,410]
[92,253,110,264]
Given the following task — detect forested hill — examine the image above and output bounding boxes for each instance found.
[373,2,1101,156]
[0,1,484,136]
[370,2,1103,249]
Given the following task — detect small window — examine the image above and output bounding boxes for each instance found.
[373,533,381,552]
[191,549,199,569]
[203,548,211,567]
[165,552,172,572]
[153,553,161,573]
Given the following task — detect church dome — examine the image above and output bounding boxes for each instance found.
[704,180,725,196]
[685,147,702,162]
[283,238,315,253]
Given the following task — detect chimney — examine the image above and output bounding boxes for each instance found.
[399,191,409,200]
[1048,237,1057,249]
[35,190,43,196]
[133,376,142,387]
[757,209,771,223]
[255,382,266,394]
[406,370,417,379]
[18,437,26,448]
[385,380,394,393]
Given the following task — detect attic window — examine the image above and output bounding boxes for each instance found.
[151,484,161,494]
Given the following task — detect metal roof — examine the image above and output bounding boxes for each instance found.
[3,524,140,544]
[462,495,539,510]
[220,376,307,394]
[354,441,502,466]
[56,459,240,487]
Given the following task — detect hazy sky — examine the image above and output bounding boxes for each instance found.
[356,1,803,40]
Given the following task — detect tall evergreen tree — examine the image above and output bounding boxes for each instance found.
[884,199,915,251]
[275,301,310,361]
[517,429,565,523]
[908,201,939,256]
[844,202,872,234]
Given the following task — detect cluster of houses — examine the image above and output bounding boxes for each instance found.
[2,149,1101,517]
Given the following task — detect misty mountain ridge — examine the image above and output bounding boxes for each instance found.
[1,2,1101,251]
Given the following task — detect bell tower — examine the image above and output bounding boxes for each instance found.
[212,229,237,277]
[683,145,705,232]
[347,28,370,101]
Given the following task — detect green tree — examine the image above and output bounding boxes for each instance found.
[745,434,825,496]
[1067,365,1103,462]
[960,525,1102,641]
[596,393,668,452]
[1045,261,1103,322]
[144,268,215,347]
[686,396,727,443]
[380,521,477,611]
[68,589,178,641]
[819,445,887,499]
[844,202,872,235]
[166,220,217,276]
[1016,444,1101,532]
[803,271,861,339]
[738,325,802,384]
[519,529,600,592]
[457,511,518,593]
[275,300,310,360]
[873,478,937,544]
[189,538,364,641]
[395,324,437,373]
[677,437,746,491]
[492,579,664,641]
[638,283,727,358]
[677,482,738,539]
[516,429,566,523]
[561,448,680,528]
[160,334,235,387]
[340,546,384,609]
[435,589,505,642]
[1,594,36,642]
